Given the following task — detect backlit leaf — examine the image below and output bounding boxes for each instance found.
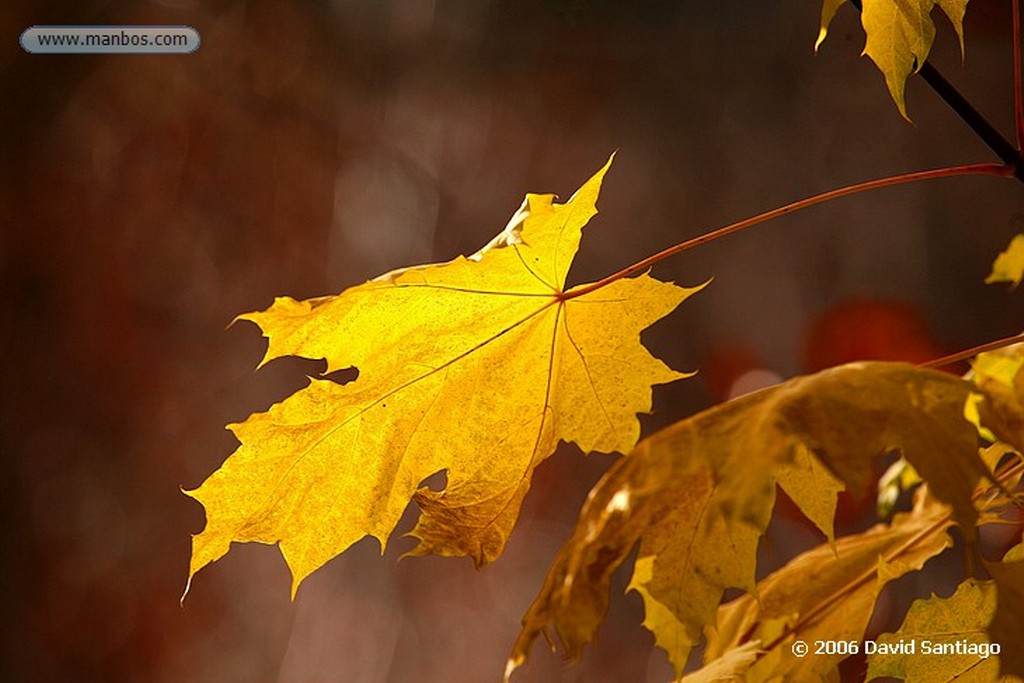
[815,0,848,51]
[974,344,1024,387]
[973,343,1024,453]
[184,158,703,596]
[817,0,970,118]
[866,578,1018,682]
[707,488,953,682]
[986,235,1024,290]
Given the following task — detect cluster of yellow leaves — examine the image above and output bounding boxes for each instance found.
[867,577,1021,682]
[509,349,1024,682]
[707,487,954,682]
[507,362,993,679]
[974,344,1024,454]
[816,0,969,118]
[179,0,1020,677]
[184,159,703,597]
[868,436,1024,683]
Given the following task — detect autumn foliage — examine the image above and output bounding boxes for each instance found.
[186,2,1024,681]
[184,158,703,595]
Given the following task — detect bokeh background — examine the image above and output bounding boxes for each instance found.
[2,1,1022,681]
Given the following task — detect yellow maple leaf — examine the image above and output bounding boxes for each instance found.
[986,234,1024,290]
[816,0,970,119]
[866,578,1019,682]
[184,157,704,596]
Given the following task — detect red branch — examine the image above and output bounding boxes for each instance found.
[920,332,1024,370]
[1015,0,1024,148]
[562,163,1013,299]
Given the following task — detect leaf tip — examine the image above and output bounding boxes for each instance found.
[814,27,828,52]
[503,655,523,683]
[878,71,912,122]
[569,152,616,206]
[230,310,256,329]
[815,0,845,52]
[985,234,1024,289]
[180,573,194,606]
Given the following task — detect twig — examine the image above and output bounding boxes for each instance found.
[562,163,1011,298]
[919,63,1024,180]
[919,331,1024,369]
[847,0,1024,182]
[1015,0,1023,148]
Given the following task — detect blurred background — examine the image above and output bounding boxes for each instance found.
[2,1,1022,681]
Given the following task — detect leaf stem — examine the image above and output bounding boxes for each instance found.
[919,331,1024,369]
[563,163,1011,299]
[846,0,1024,181]
[1015,0,1024,149]
[918,63,1024,181]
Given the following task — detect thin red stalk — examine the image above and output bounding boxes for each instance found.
[920,332,1024,369]
[1015,0,1024,148]
[562,163,1012,299]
